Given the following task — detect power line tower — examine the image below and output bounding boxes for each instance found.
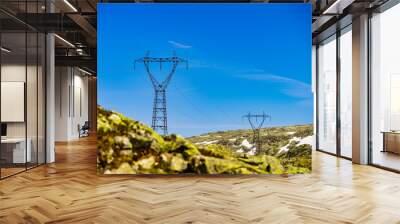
[135,52,188,135]
[243,112,271,155]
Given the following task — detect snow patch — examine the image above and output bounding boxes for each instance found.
[298,136,313,146]
[278,136,313,154]
[240,139,253,149]
[247,147,257,156]
[238,139,257,155]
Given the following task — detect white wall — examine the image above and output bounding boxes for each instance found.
[1,65,26,133]
[1,82,25,122]
[72,73,89,138]
[1,63,46,164]
[1,65,38,138]
[55,66,69,141]
[55,67,89,141]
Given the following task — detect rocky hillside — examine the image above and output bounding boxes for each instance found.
[97,106,312,175]
[188,125,312,154]
[187,125,313,173]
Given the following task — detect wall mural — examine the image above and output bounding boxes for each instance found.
[97,3,313,175]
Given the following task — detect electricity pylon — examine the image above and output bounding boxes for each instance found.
[243,112,271,155]
[135,52,188,135]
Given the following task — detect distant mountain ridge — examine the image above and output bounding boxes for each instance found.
[188,125,313,156]
[187,125,313,171]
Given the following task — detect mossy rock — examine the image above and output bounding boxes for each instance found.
[97,106,304,175]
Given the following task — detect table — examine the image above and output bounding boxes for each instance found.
[382,131,400,154]
[1,138,31,163]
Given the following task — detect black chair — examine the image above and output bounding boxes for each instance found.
[78,121,90,138]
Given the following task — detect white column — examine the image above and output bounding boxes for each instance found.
[352,14,369,164]
[46,32,55,163]
[55,67,74,141]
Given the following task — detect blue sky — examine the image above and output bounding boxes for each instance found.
[98,3,312,137]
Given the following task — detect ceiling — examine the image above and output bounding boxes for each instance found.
[0,0,97,74]
[0,0,392,74]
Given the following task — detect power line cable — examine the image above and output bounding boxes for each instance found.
[170,85,213,124]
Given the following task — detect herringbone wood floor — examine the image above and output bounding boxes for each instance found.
[1,136,400,224]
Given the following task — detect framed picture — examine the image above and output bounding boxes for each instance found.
[97,3,312,175]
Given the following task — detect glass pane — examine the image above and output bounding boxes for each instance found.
[1,31,27,177]
[26,0,39,169]
[27,31,38,169]
[371,4,400,171]
[340,27,352,158]
[70,68,89,139]
[317,35,337,154]
[0,1,46,178]
[38,32,45,165]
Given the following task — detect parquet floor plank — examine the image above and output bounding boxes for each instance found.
[0,136,399,223]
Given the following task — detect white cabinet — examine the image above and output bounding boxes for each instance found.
[1,138,32,163]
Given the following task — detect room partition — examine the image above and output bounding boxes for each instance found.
[0,0,47,179]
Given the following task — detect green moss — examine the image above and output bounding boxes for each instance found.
[198,144,235,159]
[97,106,309,175]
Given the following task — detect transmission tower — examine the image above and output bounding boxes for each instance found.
[243,112,271,155]
[135,52,188,135]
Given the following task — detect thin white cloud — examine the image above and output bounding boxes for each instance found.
[168,40,192,49]
[237,74,309,87]
[237,73,312,98]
